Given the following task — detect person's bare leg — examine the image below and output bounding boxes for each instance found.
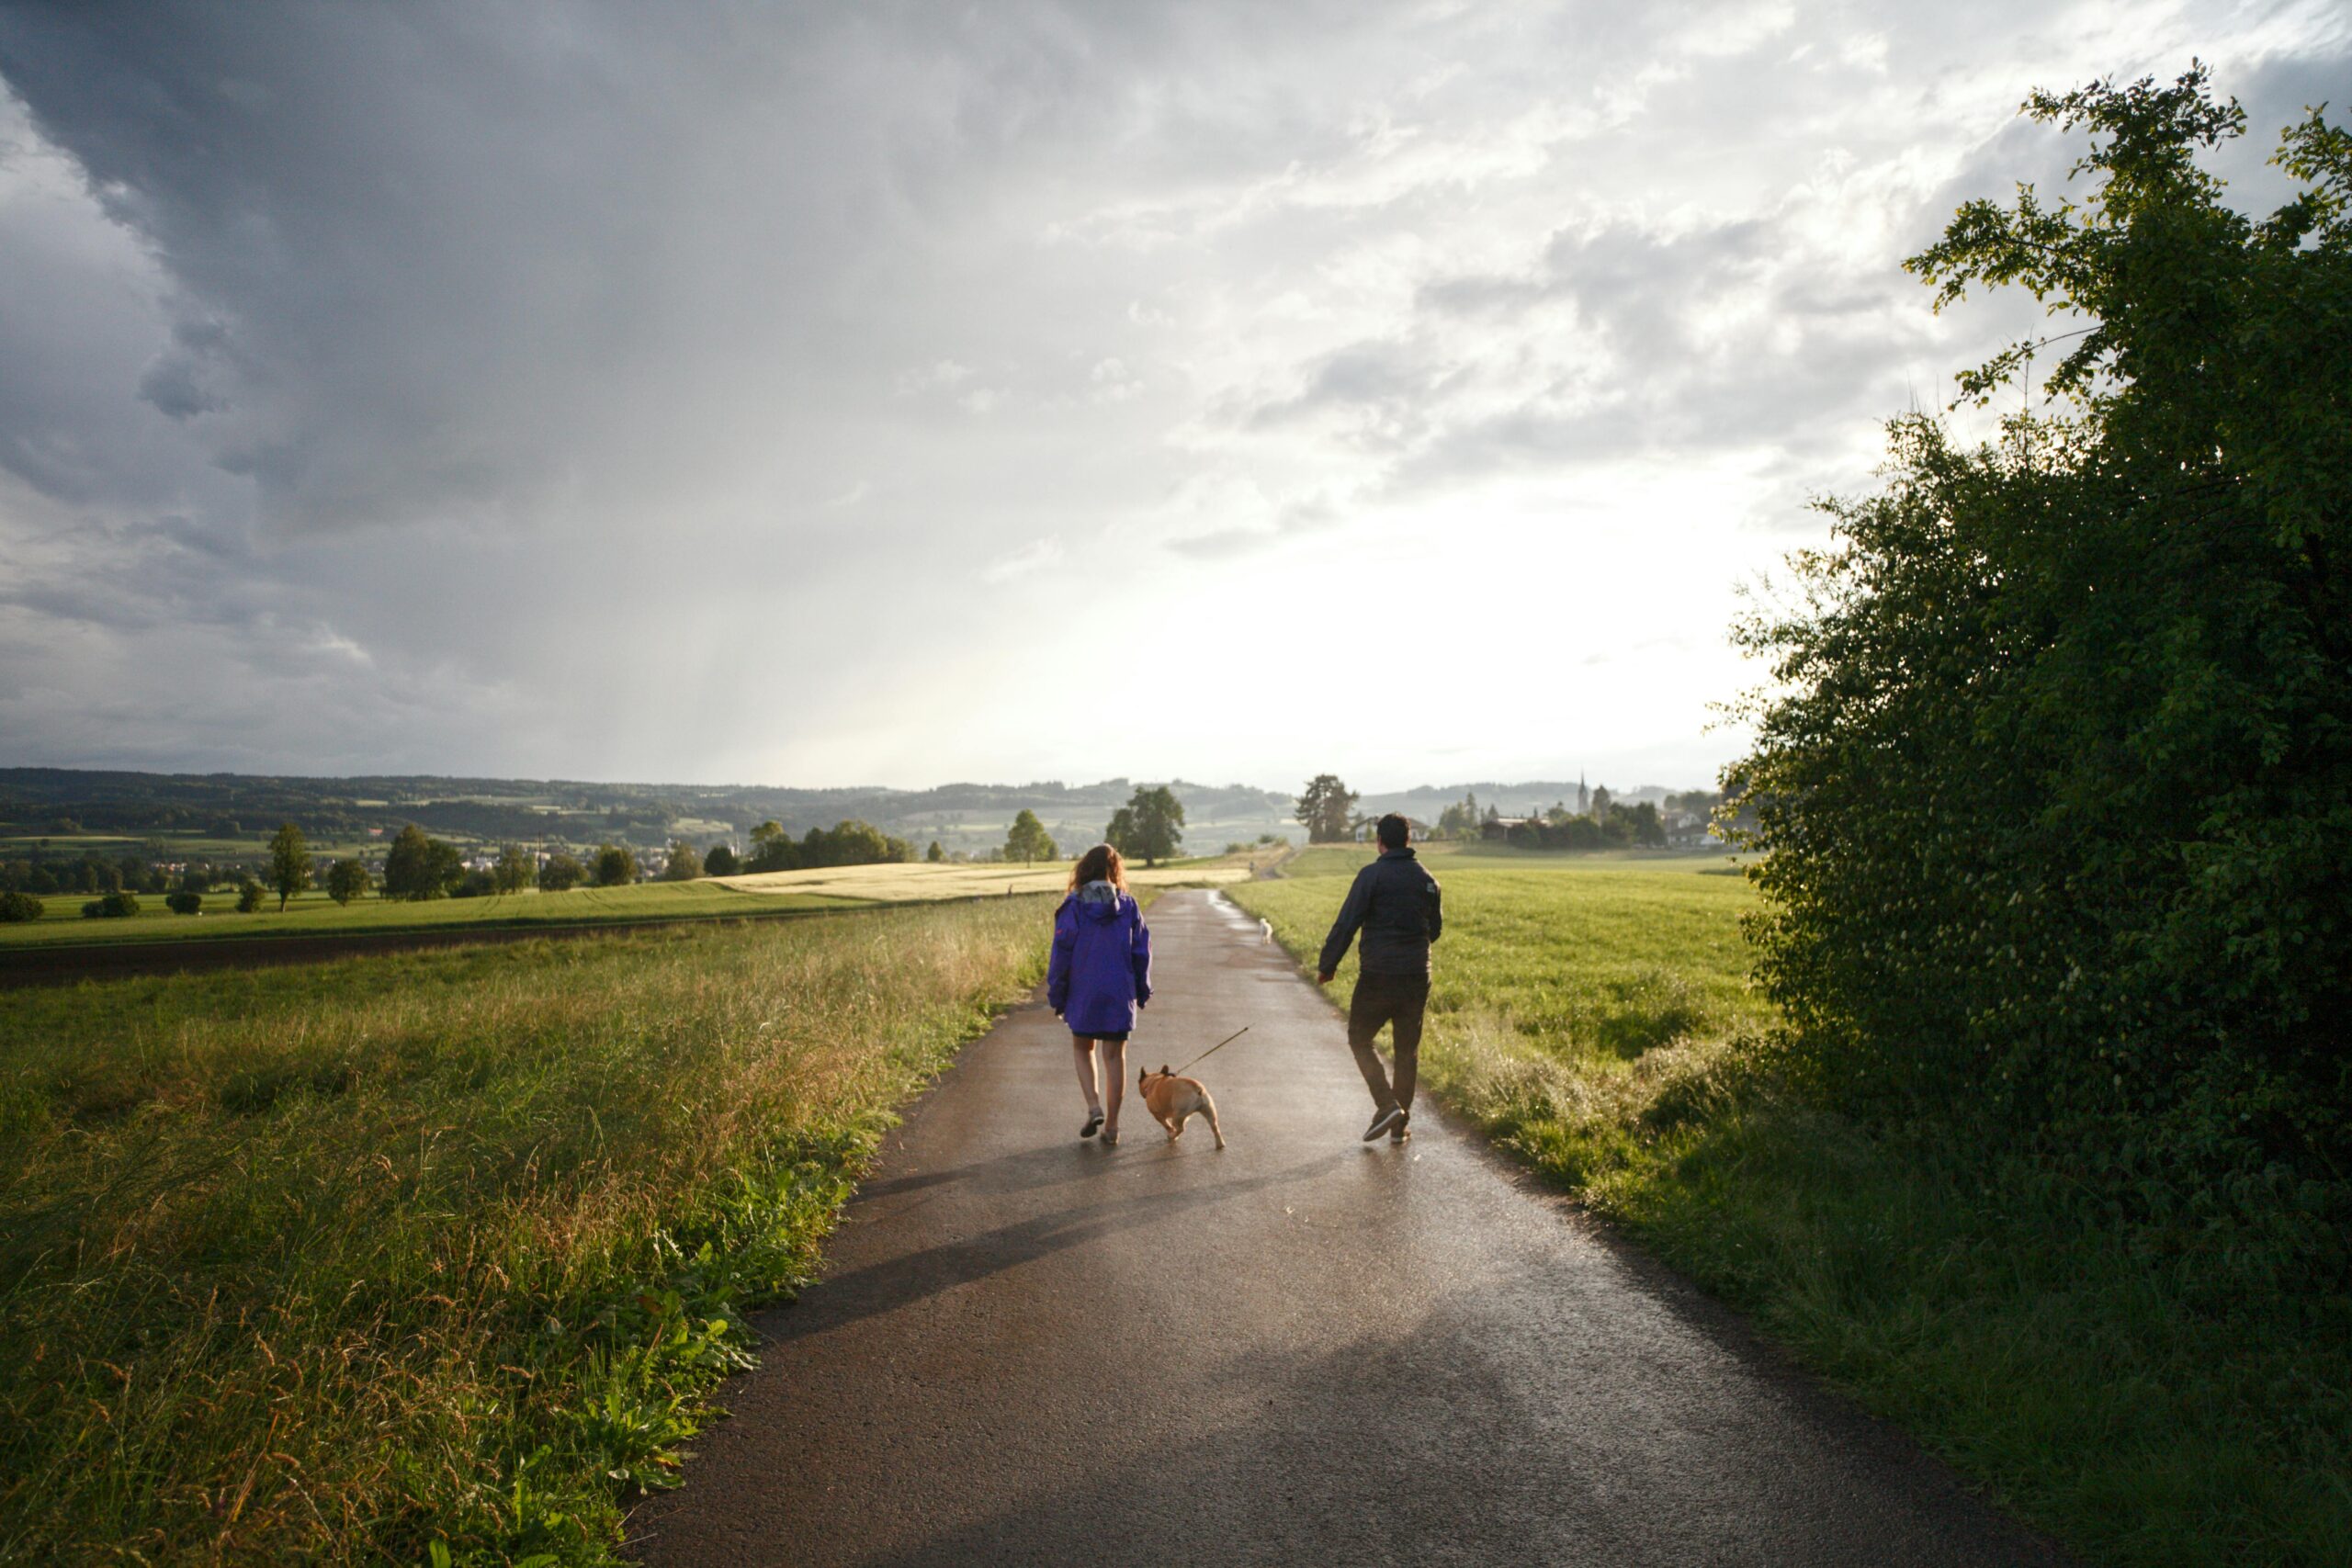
[1072,1040,1102,1115]
[1100,1038,1126,1135]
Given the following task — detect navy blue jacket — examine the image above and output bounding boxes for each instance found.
[1318,847,1443,977]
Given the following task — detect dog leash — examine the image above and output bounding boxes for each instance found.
[1172,1026,1250,1076]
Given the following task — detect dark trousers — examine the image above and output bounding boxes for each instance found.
[1348,971,1430,1115]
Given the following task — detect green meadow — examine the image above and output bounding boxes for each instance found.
[0,899,1052,1565]
[1231,848,2351,1568]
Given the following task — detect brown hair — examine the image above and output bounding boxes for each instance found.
[1069,842,1128,892]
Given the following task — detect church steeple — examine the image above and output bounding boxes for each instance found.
[1576,772,1589,815]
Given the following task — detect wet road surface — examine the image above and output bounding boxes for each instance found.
[628,889,2064,1567]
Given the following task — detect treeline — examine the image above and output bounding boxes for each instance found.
[739,819,915,873]
[1,848,284,922]
[1,853,176,897]
[1476,802,1665,850]
[0,814,916,922]
[1291,774,1720,850]
[1433,788,1724,849]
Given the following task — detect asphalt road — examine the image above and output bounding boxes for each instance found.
[628,888,2064,1567]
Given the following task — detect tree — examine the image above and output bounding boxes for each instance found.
[326,858,371,905]
[381,825,463,900]
[165,890,204,915]
[704,843,739,877]
[1436,792,1480,839]
[926,840,944,863]
[1003,809,1057,864]
[745,820,798,874]
[235,878,265,912]
[1727,71,2352,1186]
[1107,784,1184,866]
[0,891,46,921]
[793,820,913,867]
[266,822,311,911]
[662,840,705,881]
[1295,774,1358,843]
[538,852,586,892]
[594,843,639,886]
[492,845,534,894]
[83,890,140,918]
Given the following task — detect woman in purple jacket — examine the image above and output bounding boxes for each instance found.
[1046,843,1153,1145]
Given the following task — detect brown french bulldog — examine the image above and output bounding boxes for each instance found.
[1138,1065,1226,1149]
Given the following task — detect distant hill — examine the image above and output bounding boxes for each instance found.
[0,768,1698,860]
[0,768,1295,859]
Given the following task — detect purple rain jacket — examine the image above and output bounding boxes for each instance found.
[1046,880,1153,1035]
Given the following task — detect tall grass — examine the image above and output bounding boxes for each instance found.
[1233,858,2352,1568]
[0,899,1050,1564]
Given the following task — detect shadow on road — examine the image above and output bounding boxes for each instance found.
[809,1294,2066,1568]
[764,1147,1354,1343]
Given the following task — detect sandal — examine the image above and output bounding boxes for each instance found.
[1080,1111,1104,1140]
[1102,1125,1120,1146]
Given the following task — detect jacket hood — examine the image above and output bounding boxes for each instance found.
[1074,879,1126,919]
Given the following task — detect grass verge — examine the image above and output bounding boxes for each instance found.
[0,898,1052,1565]
[1232,855,2351,1568]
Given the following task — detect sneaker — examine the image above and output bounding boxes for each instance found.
[1363,1107,1406,1142]
[1080,1111,1103,1140]
[1390,1112,1411,1143]
[1102,1125,1120,1146]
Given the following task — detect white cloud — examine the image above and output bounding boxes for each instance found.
[897,360,976,396]
[979,536,1063,584]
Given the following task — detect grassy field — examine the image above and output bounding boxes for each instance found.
[0,858,1251,950]
[1232,848,2351,1568]
[0,898,1053,1565]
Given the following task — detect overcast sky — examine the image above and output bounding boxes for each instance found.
[0,2,2341,792]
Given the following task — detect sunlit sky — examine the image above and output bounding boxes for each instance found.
[1,1,2341,791]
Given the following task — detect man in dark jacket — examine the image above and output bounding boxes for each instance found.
[1317,813,1442,1143]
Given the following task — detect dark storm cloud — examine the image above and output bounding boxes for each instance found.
[0,0,2344,780]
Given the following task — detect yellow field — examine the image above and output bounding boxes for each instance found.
[717,858,1252,900]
